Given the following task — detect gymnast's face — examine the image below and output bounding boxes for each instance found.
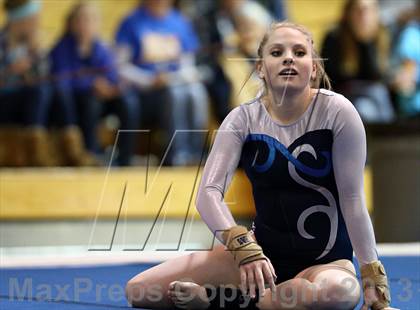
[258,27,316,95]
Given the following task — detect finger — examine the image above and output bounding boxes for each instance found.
[262,263,276,293]
[247,268,256,298]
[364,287,377,305]
[267,259,277,280]
[360,304,368,310]
[254,265,266,297]
[240,268,248,296]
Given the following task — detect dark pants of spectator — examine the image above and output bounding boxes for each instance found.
[102,90,140,166]
[0,85,50,126]
[0,85,53,167]
[52,88,100,152]
[52,88,140,166]
[205,62,232,123]
[138,82,208,166]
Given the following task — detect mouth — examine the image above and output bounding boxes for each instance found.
[278,68,298,76]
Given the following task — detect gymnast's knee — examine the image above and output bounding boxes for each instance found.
[270,277,360,310]
[316,277,361,309]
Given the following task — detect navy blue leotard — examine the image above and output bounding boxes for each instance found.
[197,89,378,282]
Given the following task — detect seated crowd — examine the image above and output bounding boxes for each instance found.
[0,0,418,167]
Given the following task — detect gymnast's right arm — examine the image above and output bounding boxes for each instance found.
[196,106,277,297]
[196,107,245,239]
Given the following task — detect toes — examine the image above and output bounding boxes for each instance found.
[169,281,178,291]
[168,281,208,310]
[174,291,189,299]
[168,289,187,299]
[169,291,190,309]
[168,292,182,304]
[169,281,186,293]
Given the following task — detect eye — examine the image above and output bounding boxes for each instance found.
[270,50,281,57]
[295,50,306,57]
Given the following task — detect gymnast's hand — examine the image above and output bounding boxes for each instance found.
[239,256,277,298]
[222,225,277,298]
[360,260,399,310]
[361,287,399,310]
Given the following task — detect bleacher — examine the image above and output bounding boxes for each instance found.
[0,0,348,219]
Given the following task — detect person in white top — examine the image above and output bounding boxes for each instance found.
[125,21,396,310]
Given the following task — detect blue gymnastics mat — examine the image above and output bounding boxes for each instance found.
[1,256,419,309]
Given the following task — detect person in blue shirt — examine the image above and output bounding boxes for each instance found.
[0,0,52,166]
[115,0,208,165]
[50,2,140,166]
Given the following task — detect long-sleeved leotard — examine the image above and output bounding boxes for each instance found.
[196,89,378,282]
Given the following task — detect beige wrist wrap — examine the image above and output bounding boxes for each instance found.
[361,260,391,310]
[222,225,267,266]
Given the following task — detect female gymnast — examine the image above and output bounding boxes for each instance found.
[125,22,396,310]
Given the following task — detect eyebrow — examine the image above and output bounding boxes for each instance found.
[267,43,308,50]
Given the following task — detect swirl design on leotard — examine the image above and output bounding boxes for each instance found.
[246,134,337,260]
[288,144,338,260]
[246,134,331,177]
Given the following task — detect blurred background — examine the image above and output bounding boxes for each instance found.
[0,0,418,262]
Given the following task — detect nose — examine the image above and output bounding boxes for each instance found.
[283,57,294,66]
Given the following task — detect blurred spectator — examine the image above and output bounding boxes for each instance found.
[49,2,140,166]
[379,0,417,28]
[174,1,283,125]
[390,2,420,117]
[259,0,287,20]
[0,0,52,166]
[218,0,273,107]
[229,0,273,56]
[321,0,395,123]
[175,0,233,123]
[115,0,208,166]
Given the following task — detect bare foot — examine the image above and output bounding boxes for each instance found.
[167,281,210,309]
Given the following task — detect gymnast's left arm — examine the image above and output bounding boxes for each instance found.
[332,96,397,310]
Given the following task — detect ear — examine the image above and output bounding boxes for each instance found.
[311,63,317,81]
[256,61,264,79]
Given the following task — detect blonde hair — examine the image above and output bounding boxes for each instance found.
[257,21,331,90]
